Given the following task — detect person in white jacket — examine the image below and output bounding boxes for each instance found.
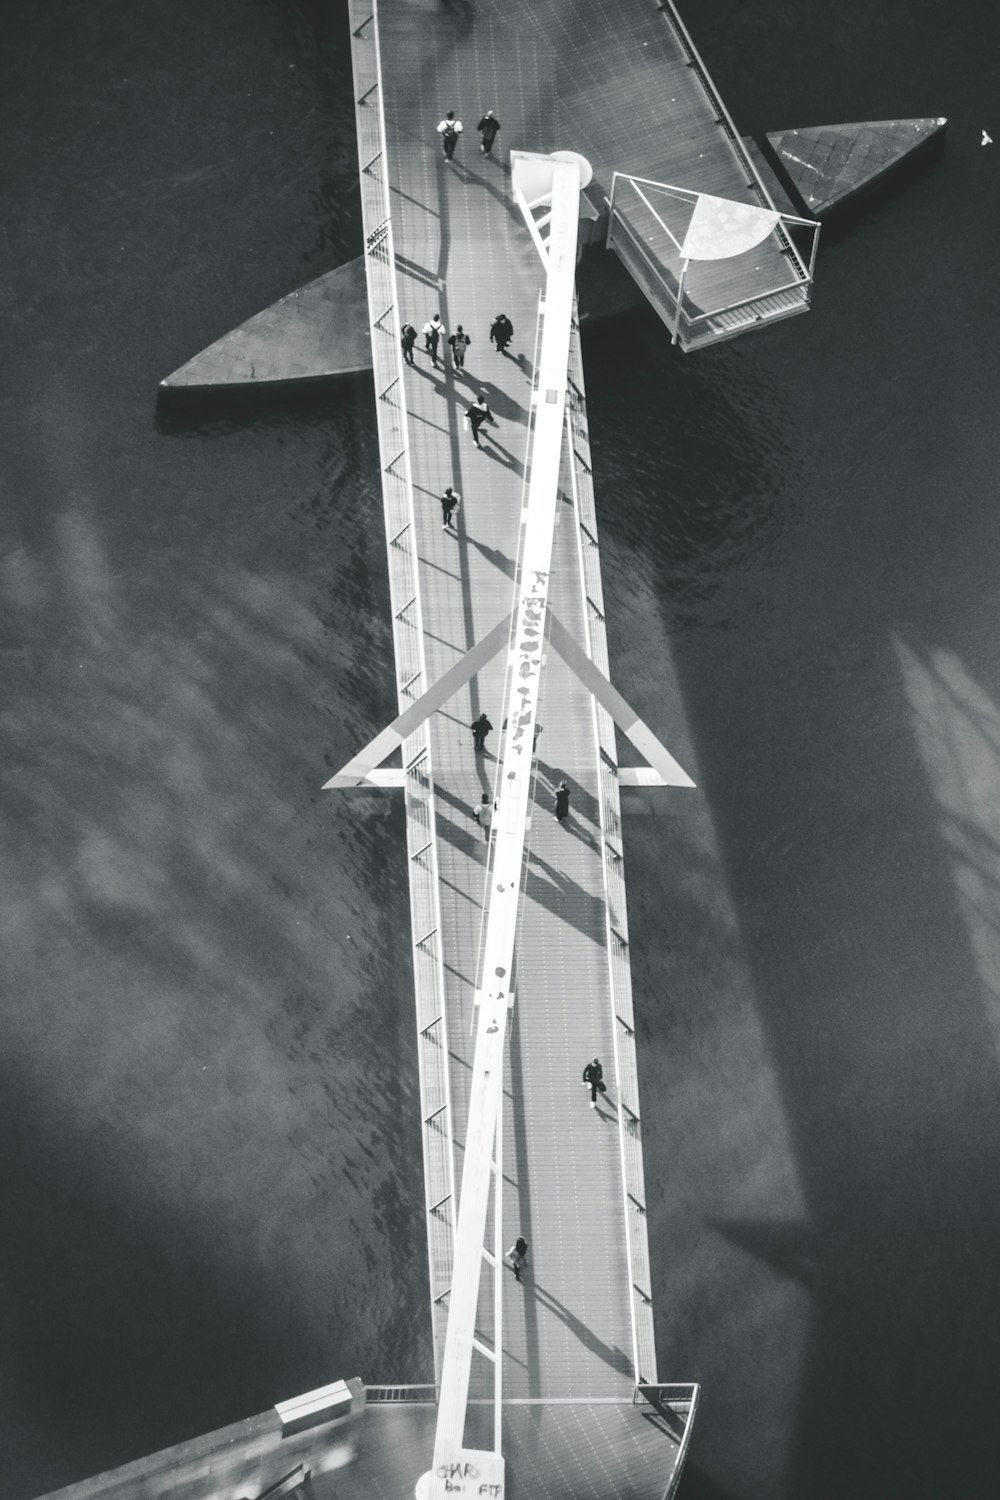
[473,793,494,841]
[437,110,463,160]
[423,313,444,364]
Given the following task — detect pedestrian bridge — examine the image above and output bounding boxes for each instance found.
[333,0,714,1493]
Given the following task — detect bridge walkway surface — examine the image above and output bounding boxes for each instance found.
[374,0,639,1405]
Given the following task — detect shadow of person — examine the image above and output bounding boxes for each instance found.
[461,163,523,221]
[462,535,516,579]
[472,384,526,423]
[482,436,522,474]
[528,1280,633,1377]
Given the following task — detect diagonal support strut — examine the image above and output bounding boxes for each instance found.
[322,612,512,787]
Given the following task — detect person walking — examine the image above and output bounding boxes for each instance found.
[554,780,570,822]
[477,110,501,158]
[507,1236,528,1282]
[400,322,417,366]
[473,793,495,840]
[423,313,444,363]
[582,1056,607,1108]
[465,399,490,448]
[449,324,471,370]
[437,110,463,160]
[471,712,493,752]
[464,387,495,445]
[441,486,461,532]
[489,313,513,354]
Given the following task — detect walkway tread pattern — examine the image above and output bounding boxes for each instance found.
[378,0,643,1405]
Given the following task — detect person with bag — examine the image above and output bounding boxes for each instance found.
[423,313,444,364]
[582,1056,607,1109]
[465,390,495,448]
[441,485,461,532]
[448,324,471,370]
[473,793,495,841]
[436,110,463,160]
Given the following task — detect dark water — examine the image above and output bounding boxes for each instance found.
[3,1,1000,1497]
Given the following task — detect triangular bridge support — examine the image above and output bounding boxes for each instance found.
[323,611,694,792]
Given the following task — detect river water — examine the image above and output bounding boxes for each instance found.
[3,2,1000,1497]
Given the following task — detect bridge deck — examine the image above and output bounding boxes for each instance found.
[343,0,737,1455]
[376,0,640,1404]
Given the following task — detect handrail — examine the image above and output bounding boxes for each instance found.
[564,306,658,1385]
[654,1,764,198]
[634,1382,703,1498]
[654,0,813,285]
[687,276,810,325]
[608,206,808,346]
[347,0,457,1384]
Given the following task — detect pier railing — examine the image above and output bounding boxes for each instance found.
[564,306,658,1386]
[634,1383,702,1499]
[654,0,773,210]
[348,0,457,1381]
[607,173,816,352]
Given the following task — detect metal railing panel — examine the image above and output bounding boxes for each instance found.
[348,0,457,1383]
[607,206,809,353]
[564,309,658,1385]
[651,0,810,284]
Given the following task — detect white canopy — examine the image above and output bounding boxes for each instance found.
[680,192,780,261]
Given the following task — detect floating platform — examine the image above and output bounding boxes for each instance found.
[159,256,371,390]
[765,117,947,218]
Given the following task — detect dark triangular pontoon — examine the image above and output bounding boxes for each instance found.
[159,255,371,390]
[765,117,947,218]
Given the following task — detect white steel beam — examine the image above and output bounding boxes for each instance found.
[421,155,583,1500]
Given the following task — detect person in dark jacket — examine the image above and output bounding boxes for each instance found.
[582,1056,607,1108]
[449,325,471,370]
[465,396,493,448]
[400,323,417,365]
[554,780,570,822]
[507,1235,528,1282]
[441,486,461,531]
[471,712,493,752]
[477,110,501,157]
[489,313,513,354]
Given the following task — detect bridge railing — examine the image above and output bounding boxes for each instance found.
[564,308,658,1386]
[348,0,456,1381]
[648,0,816,294]
[365,1384,438,1404]
[606,173,814,352]
[634,1383,702,1499]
